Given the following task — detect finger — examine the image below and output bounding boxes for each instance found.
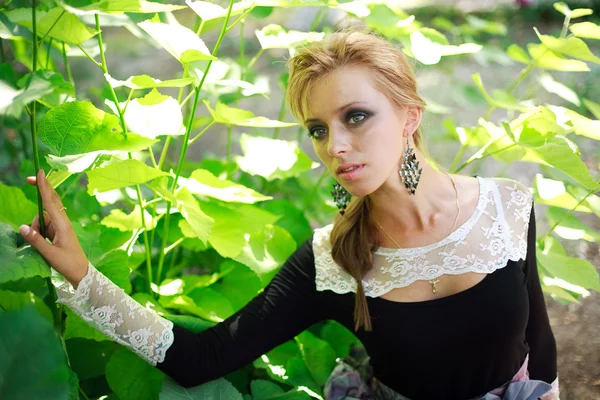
[27,176,37,186]
[36,170,68,231]
[19,224,60,265]
[31,211,56,241]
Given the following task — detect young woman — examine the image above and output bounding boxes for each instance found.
[20,29,559,400]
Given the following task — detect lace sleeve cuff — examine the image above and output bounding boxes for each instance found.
[56,262,175,366]
[540,375,560,400]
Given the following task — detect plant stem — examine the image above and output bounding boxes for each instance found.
[246,48,264,71]
[226,6,255,33]
[273,92,286,139]
[94,13,153,290]
[188,120,215,145]
[310,7,327,31]
[560,16,571,39]
[156,0,236,284]
[226,125,232,177]
[45,38,52,68]
[37,9,65,46]
[62,42,75,92]
[303,169,328,211]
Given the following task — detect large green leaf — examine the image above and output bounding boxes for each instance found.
[159,294,220,322]
[101,204,158,232]
[86,159,169,195]
[105,348,165,400]
[0,70,74,118]
[235,134,319,181]
[533,174,592,213]
[534,27,600,64]
[201,201,278,258]
[0,306,71,400]
[538,251,600,291]
[178,169,272,204]
[546,207,600,242]
[320,321,361,360]
[0,223,51,284]
[186,0,254,21]
[250,379,310,400]
[527,43,589,71]
[295,331,337,386]
[107,89,185,139]
[65,339,117,381]
[106,74,195,89]
[537,73,580,106]
[7,7,99,45]
[63,0,186,14]
[553,2,593,19]
[255,24,325,50]
[174,187,214,245]
[233,224,296,286]
[215,261,262,311]
[0,184,37,230]
[0,289,53,322]
[64,308,110,342]
[162,314,215,334]
[570,22,600,40]
[38,101,158,156]
[517,127,600,191]
[159,377,243,400]
[138,20,216,64]
[204,101,297,128]
[188,286,235,321]
[472,73,529,111]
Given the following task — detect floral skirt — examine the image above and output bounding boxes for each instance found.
[323,346,553,400]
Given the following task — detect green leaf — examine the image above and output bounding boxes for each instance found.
[159,294,220,322]
[87,159,169,195]
[538,251,600,291]
[537,73,580,106]
[106,348,165,400]
[204,101,297,128]
[8,8,99,45]
[101,204,158,231]
[534,27,600,64]
[506,44,530,64]
[63,0,186,14]
[201,201,278,259]
[235,134,319,181]
[215,261,262,311]
[162,314,215,334]
[178,169,272,204]
[320,321,361,360]
[233,224,296,286]
[64,308,110,342]
[0,223,51,284]
[159,377,243,400]
[251,380,285,399]
[188,286,235,321]
[38,101,158,156]
[553,2,593,19]
[569,22,600,40]
[285,353,320,395]
[527,43,589,71]
[295,331,337,386]
[186,0,255,21]
[255,24,325,50]
[174,187,214,245]
[106,74,195,89]
[0,290,53,322]
[517,128,600,191]
[553,106,600,140]
[0,306,71,400]
[107,89,184,139]
[66,339,117,381]
[409,30,481,65]
[138,20,216,64]
[583,98,600,119]
[533,175,592,213]
[546,207,600,242]
[0,184,37,231]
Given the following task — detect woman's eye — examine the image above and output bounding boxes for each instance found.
[348,112,367,124]
[308,127,327,139]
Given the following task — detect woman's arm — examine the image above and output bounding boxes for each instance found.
[57,238,325,387]
[523,202,560,399]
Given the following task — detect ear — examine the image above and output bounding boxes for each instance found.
[404,106,423,138]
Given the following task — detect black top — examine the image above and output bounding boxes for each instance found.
[156,203,557,399]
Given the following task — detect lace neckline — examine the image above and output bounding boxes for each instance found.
[374,176,485,256]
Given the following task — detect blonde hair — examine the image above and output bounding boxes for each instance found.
[286,27,432,331]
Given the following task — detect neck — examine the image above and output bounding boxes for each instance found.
[368,153,457,235]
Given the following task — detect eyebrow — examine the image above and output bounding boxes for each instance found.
[304,101,368,124]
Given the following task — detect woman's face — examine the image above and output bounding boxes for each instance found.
[303,64,417,197]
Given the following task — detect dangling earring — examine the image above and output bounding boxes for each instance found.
[399,136,422,195]
[331,183,351,215]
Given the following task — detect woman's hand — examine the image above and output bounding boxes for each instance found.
[19,169,89,289]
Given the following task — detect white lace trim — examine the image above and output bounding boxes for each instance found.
[56,262,175,366]
[313,177,534,297]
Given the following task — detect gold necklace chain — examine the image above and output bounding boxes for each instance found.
[373,172,460,295]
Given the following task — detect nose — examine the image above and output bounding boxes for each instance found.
[326,126,351,157]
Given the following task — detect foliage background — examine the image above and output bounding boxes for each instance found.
[1,0,600,399]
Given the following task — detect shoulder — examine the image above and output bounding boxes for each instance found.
[485,176,534,219]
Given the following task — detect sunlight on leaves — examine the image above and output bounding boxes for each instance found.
[178,169,271,204]
[0,184,37,230]
[87,159,169,195]
[101,204,158,232]
[105,73,195,89]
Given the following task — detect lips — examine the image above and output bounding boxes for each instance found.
[336,163,364,174]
